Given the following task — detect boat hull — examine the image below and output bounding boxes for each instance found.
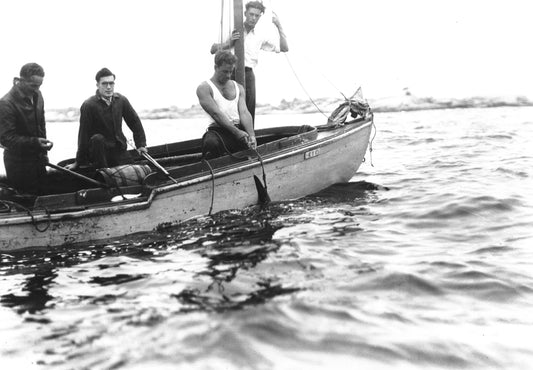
[0,120,372,251]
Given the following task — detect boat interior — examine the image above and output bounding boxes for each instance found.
[0,125,319,213]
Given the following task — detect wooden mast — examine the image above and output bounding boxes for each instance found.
[233,0,245,87]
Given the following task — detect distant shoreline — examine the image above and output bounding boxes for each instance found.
[45,95,533,122]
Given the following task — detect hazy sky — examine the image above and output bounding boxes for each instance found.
[1,0,531,109]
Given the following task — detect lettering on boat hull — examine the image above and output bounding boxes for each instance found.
[304,148,320,160]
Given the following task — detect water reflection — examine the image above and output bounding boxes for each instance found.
[0,207,291,316]
[172,208,301,312]
[0,181,383,369]
[0,181,379,317]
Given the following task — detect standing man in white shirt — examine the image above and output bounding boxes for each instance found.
[210,1,289,126]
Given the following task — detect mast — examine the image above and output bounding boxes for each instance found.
[233,0,245,87]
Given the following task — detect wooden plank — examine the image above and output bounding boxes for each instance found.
[233,0,245,86]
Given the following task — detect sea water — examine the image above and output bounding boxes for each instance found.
[1,107,532,369]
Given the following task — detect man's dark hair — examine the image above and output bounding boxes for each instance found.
[245,1,265,13]
[215,50,238,67]
[19,63,45,79]
[95,68,115,82]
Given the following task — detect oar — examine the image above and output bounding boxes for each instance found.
[141,151,179,185]
[127,141,178,184]
[46,162,108,188]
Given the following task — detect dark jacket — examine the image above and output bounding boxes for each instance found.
[75,92,147,165]
[0,84,47,158]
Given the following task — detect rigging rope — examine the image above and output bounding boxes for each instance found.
[283,53,329,119]
[282,53,370,128]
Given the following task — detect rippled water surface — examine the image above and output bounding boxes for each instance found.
[1,107,532,369]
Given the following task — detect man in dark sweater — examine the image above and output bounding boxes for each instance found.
[0,63,53,194]
[67,68,147,170]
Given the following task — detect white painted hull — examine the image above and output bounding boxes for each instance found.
[0,121,372,251]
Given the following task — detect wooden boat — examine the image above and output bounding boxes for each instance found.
[0,0,374,251]
[0,111,373,252]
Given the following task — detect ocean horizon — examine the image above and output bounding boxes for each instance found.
[43,94,533,122]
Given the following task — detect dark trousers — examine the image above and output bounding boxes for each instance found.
[232,67,256,126]
[202,126,248,159]
[3,151,47,194]
[89,134,133,169]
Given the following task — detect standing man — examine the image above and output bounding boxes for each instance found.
[0,63,53,194]
[197,50,256,159]
[67,68,147,170]
[210,1,289,124]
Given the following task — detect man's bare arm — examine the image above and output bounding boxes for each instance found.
[196,82,247,139]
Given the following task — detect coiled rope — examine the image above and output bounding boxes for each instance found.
[0,200,51,232]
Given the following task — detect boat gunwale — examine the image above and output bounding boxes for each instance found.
[155,118,372,192]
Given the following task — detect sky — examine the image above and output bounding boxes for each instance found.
[1,0,532,110]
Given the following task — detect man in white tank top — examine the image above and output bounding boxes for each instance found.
[197,50,256,159]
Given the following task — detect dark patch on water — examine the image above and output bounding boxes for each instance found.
[307,181,389,202]
[0,267,56,314]
[90,274,148,286]
[353,272,444,296]
[470,245,515,255]
[174,280,299,313]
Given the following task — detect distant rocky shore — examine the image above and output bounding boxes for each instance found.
[46,95,533,122]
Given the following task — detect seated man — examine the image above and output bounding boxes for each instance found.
[67,68,147,170]
[196,50,256,159]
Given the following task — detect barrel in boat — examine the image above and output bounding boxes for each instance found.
[96,164,152,187]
